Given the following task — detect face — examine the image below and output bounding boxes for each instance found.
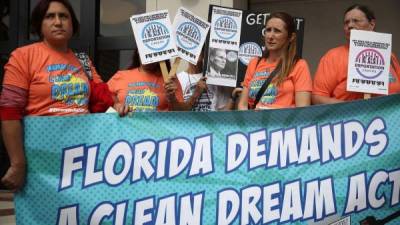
[264,18,290,53]
[344,8,375,41]
[41,1,73,46]
[211,49,226,71]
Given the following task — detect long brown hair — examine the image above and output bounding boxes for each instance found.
[263,12,299,86]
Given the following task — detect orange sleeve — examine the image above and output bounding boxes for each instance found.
[312,53,338,97]
[3,49,31,90]
[107,71,121,95]
[243,57,259,88]
[293,59,312,92]
[391,54,400,78]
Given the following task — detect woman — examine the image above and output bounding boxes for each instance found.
[177,50,232,111]
[108,49,185,112]
[238,12,312,110]
[0,0,120,191]
[312,4,400,104]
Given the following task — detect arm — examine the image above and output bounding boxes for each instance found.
[164,76,189,111]
[237,87,249,110]
[1,120,26,192]
[182,77,208,110]
[312,50,343,105]
[311,94,344,105]
[224,87,243,110]
[295,91,311,107]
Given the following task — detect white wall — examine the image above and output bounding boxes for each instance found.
[146,0,237,20]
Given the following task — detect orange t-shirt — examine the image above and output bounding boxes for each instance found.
[243,58,312,109]
[107,68,183,112]
[313,45,400,100]
[3,42,102,116]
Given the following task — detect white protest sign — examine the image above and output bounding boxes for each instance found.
[130,10,177,65]
[347,30,392,95]
[173,7,210,65]
[206,6,242,87]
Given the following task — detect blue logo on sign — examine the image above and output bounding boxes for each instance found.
[141,22,170,51]
[214,16,237,40]
[239,42,262,65]
[176,22,201,50]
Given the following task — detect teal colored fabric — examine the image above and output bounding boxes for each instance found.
[16,95,400,225]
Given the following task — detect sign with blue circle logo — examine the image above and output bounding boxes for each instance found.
[214,16,237,40]
[173,7,210,65]
[130,10,177,64]
[239,42,262,65]
[176,22,201,50]
[142,22,170,51]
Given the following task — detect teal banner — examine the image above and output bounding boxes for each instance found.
[16,95,400,225]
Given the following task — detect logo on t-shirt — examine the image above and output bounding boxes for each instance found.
[50,73,89,106]
[125,83,160,112]
[249,71,278,106]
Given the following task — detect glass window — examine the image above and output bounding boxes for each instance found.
[0,0,10,41]
[99,0,145,37]
[96,50,133,81]
[29,0,81,40]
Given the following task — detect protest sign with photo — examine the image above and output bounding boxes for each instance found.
[173,7,210,65]
[204,6,305,87]
[206,6,242,87]
[130,10,177,64]
[347,30,392,95]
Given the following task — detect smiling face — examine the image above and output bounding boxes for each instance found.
[343,8,375,41]
[41,1,73,49]
[264,18,290,55]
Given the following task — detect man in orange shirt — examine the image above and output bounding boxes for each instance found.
[312,4,400,104]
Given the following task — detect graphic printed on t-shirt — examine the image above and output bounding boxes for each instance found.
[48,63,89,106]
[183,83,212,111]
[125,82,160,112]
[248,71,278,105]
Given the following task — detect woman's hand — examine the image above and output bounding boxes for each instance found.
[113,101,129,117]
[164,76,178,103]
[194,77,207,96]
[1,164,26,192]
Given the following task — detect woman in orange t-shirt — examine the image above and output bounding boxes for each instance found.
[238,12,312,110]
[108,49,186,112]
[0,0,123,191]
[312,4,400,104]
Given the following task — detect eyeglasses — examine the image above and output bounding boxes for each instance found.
[344,18,368,26]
